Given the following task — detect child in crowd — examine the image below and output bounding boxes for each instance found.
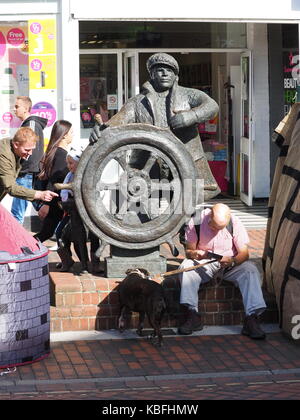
[56,147,100,274]
[55,147,80,249]
[34,120,73,242]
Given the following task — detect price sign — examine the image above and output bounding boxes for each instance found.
[30,22,42,35]
[7,28,25,46]
[31,101,56,127]
[30,59,43,71]
[2,112,13,124]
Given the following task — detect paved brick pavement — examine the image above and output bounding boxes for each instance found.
[0,225,298,400]
[0,332,299,400]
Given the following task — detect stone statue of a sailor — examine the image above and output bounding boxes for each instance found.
[90,53,220,200]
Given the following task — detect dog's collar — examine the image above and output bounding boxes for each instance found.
[127,268,149,279]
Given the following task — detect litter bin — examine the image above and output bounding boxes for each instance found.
[0,204,50,368]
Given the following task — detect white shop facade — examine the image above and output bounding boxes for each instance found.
[0,0,300,213]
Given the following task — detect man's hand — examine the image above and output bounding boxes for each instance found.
[34,190,58,202]
[186,248,208,261]
[220,256,234,268]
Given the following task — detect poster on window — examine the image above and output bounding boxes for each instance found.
[80,77,107,103]
[80,77,107,127]
[28,19,57,90]
[283,51,299,115]
[28,18,58,148]
[0,22,29,139]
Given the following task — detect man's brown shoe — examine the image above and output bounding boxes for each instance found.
[178,310,203,335]
[241,314,266,340]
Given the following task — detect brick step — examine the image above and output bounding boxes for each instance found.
[50,270,279,333]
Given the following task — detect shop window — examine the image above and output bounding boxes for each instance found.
[80,54,118,134]
[282,24,299,114]
[79,21,247,49]
[0,21,29,139]
[0,18,58,145]
[283,48,299,113]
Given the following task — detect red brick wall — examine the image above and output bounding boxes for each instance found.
[50,229,278,332]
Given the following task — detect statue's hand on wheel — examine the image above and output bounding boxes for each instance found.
[89,124,102,145]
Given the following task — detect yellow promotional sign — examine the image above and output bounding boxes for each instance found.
[28,19,56,90]
[28,20,56,54]
[29,55,56,89]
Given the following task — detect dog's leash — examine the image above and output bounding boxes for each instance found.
[157,259,218,279]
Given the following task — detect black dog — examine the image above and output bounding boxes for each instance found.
[118,268,166,346]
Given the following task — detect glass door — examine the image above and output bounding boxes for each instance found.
[123,51,139,101]
[79,50,140,141]
[240,51,253,206]
[79,52,119,140]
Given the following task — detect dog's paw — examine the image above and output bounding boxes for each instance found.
[118,319,126,332]
[148,335,163,347]
[118,325,126,333]
[147,332,158,341]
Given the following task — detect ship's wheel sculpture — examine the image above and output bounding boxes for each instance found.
[73,124,200,276]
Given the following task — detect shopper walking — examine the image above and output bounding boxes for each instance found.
[34,120,73,243]
[11,96,48,223]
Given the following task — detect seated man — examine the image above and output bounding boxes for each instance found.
[178,203,267,339]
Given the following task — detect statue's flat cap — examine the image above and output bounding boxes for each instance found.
[147,53,179,75]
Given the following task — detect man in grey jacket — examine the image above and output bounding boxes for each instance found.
[90,53,220,201]
[11,96,48,223]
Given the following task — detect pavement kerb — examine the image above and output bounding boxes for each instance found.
[1,368,300,389]
[49,324,281,342]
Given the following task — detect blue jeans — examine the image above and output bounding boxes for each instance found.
[180,259,266,316]
[11,173,33,224]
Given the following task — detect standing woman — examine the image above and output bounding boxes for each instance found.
[34,120,73,242]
